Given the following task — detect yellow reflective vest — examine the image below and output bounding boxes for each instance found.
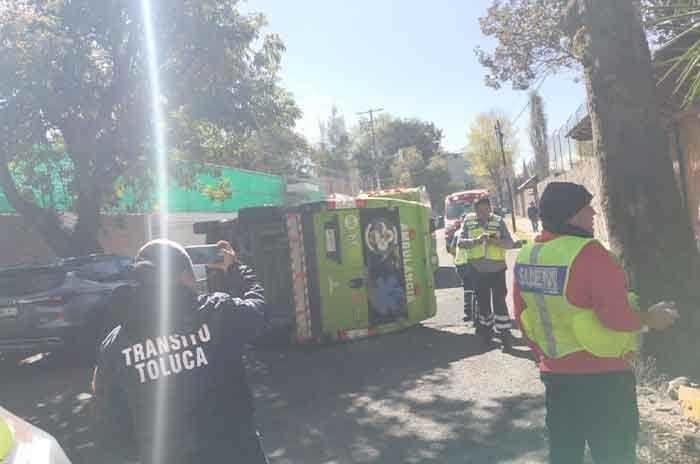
[514,236,639,359]
[0,417,13,462]
[454,213,506,266]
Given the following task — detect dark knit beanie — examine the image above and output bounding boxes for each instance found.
[539,182,593,230]
[475,196,491,207]
[132,239,195,285]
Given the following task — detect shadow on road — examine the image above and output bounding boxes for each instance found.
[249,325,545,463]
[434,266,462,290]
[0,353,98,463]
[1,324,544,464]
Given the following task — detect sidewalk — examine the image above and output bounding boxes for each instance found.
[507,214,538,244]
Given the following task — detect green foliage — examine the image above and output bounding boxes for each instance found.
[653,1,700,108]
[392,147,425,188]
[316,106,351,173]
[352,115,443,184]
[476,0,576,90]
[643,0,700,44]
[528,91,549,178]
[0,0,301,255]
[423,156,453,214]
[475,0,688,90]
[465,111,518,197]
[390,147,453,214]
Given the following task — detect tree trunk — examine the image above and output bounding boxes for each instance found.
[70,153,104,256]
[0,154,103,258]
[573,0,699,372]
[494,176,504,206]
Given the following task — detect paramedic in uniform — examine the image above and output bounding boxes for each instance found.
[92,239,269,464]
[452,214,478,323]
[455,197,515,349]
[513,182,679,464]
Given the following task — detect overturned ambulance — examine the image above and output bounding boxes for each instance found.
[194,195,437,344]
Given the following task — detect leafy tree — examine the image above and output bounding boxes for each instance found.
[643,0,700,44]
[392,147,426,188]
[222,125,309,176]
[316,106,351,173]
[465,111,518,204]
[422,156,454,214]
[350,121,381,189]
[528,91,550,179]
[352,115,444,187]
[476,0,578,90]
[651,2,700,107]
[377,118,443,163]
[564,0,698,372]
[0,0,299,257]
[391,147,453,214]
[475,0,683,90]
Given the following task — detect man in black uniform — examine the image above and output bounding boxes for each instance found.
[92,239,268,464]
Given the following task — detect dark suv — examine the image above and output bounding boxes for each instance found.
[0,254,132,358]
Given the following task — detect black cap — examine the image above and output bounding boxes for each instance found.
[539,182,593,229]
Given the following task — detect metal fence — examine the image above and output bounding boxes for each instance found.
[547,102,590,174]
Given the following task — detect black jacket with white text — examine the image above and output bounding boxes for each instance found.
[93,263,266,463]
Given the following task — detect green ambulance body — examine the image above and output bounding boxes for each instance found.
[195,196,437,344]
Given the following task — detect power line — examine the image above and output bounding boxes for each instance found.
[510,75,548,126]
[357,108,384,190]
[495,119,518,233]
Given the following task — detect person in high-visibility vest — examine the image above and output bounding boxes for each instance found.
[452,214,479,323]
[455,197,514,349]
[0,407,72,464]
[0,417,13,462]
[513,182,679,464]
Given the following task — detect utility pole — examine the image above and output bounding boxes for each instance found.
[357,108,384,190]
[495,120,517,233]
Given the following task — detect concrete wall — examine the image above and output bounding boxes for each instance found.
[533,158,611,247]
[0,214,149,267]
[0,215,57,266]
[0,212,238,267]
[517,107,700,249]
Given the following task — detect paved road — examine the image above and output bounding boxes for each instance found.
[0,230,546,463]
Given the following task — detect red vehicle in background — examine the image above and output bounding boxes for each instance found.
[444,189,490,254]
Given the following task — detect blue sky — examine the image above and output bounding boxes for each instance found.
[245,0,586,162]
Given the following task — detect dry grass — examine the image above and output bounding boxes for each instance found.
[633,356,700,464]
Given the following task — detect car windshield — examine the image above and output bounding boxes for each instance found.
[445,203,473,220]
[0,267,66,297]
[69,256,133,282]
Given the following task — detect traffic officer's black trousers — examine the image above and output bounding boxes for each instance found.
[473,269,510,333]
[542,371,639,464]
[456,264,477,318]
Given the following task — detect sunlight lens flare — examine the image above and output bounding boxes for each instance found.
[141,0,170,462]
